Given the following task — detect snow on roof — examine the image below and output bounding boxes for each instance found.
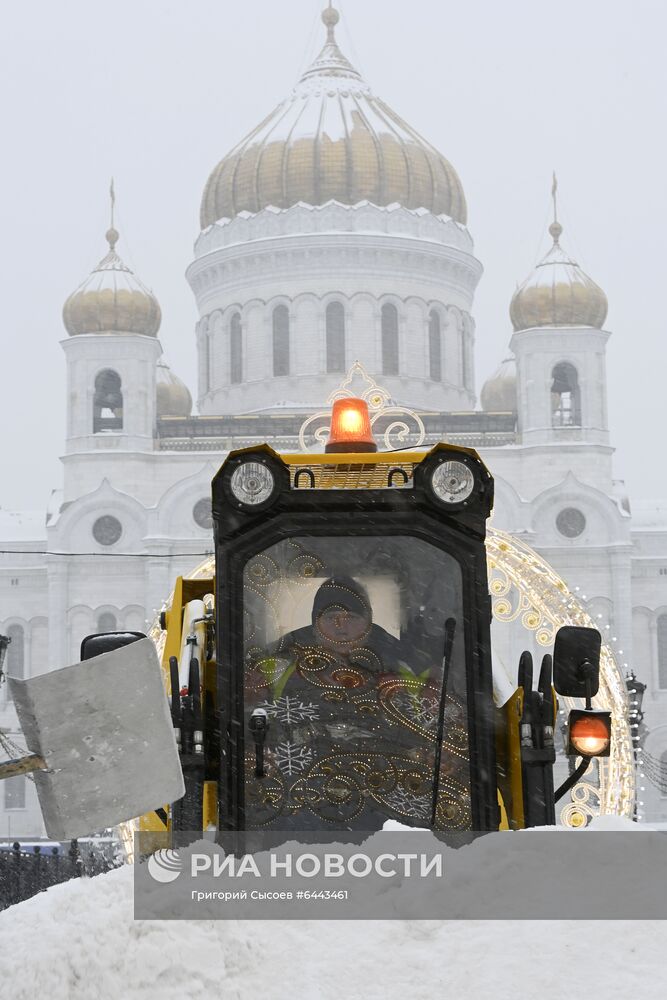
[0,818,664,1000]
[0,509,46,542]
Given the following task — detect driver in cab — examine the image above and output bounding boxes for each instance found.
[274,575,414,684]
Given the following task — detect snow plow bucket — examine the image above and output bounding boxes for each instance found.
[8,638,185,840]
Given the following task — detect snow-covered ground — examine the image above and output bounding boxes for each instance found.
[1,819,665,1000]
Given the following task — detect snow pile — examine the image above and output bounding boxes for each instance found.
[383,815,656,833]
[1,821,665,1000]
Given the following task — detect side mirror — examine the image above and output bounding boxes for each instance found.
[553,626,601,700]
[80,631,147,661]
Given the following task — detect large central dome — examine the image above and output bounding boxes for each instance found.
[200,5,467,229]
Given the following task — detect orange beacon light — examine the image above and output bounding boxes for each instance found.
[325,398,378,454]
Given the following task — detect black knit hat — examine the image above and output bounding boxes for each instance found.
[311,577,371,625]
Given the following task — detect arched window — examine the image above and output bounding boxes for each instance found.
[3,624,24,704]
[93,370,123,433]
[272,305,290,377]
[326,302,345,373]
[4,776,25,810]
[429,311,442,382]
[96,612,118,633]
[230,313,242,385]
[381,304,399,376]
[658,614,667,689]
[551,362,581,427]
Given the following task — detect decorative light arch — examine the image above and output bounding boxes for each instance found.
[486,528,634,824]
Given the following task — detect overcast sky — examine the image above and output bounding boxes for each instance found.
[0,0,665,510]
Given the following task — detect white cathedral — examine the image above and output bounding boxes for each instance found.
[2,5,667,835]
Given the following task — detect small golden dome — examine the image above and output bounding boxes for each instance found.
[63,228,161,337]
[510,222,607,332]
[156,359,192,417]
[480,357,517,413]
[200,5,466,228]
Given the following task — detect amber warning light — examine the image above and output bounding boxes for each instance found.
[325,398,378,454]
[567,709,612,758]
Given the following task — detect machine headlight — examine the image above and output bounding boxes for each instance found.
[430,460,475,504]
[230,462,276,507]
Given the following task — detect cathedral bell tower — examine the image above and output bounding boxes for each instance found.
[61,191,162,480]
[509,182,610,449]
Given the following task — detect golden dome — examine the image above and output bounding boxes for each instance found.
[63,227,161,337]
[510,221,607,332]
[156,359,192,417]
[200,6,466,228]
[480,357,517,413]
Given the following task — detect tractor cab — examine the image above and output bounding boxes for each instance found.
[211,399,495,833]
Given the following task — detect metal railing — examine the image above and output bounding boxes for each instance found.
[0,839,122,910]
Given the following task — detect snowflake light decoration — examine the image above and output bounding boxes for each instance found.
[272,742,314,777]
[259,695,320,725]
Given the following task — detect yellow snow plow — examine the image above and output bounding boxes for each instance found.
[0,397,610,839]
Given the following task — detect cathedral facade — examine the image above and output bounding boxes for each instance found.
[2,6,666,836]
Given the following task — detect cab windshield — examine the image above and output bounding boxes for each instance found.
[242,535,471,831]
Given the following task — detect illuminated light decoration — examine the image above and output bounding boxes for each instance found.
[568,711,612,757]
[325,397,377,453]
[300,362,426,452]
[485,526,634,825]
